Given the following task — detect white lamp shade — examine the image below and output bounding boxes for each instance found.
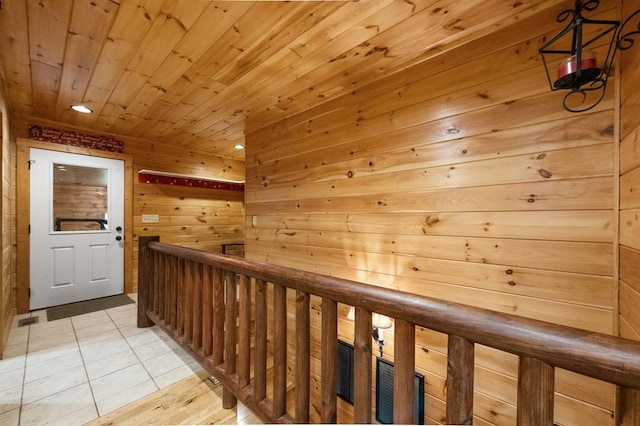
[372,313,393,329]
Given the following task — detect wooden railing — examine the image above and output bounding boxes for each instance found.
[137,236,640,424]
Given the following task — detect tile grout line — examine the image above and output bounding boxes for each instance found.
[94,302,162,417]
[79,307,137,418]
[106,303,202,396]
[106,303,161,406]
[70,309,102,423]
[15,312,34,426]
[106,303,145,366]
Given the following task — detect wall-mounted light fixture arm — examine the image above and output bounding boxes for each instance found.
[617,8,640,51]
[372,327,385,358]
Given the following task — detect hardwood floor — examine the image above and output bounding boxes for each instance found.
[86,373,263,425]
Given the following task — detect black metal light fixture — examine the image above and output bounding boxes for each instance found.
[539,0,640,112]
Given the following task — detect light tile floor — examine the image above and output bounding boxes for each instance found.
[0,294,205,426]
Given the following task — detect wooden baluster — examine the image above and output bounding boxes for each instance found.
[183,260,194,346]
[517,356,554,426]
[201,264,213,357]
[212,267,224,367]
[152,249,160,316]
[273,283,287,418]
[136,236,157,328]
[254,279,268,402]
[170,256,177,328]
[321,297,338,423]
[159,252,167,322]
[394,319,416,424]
[446,335,474,425]
[164,254,176,330]
[354,307,372,424]
[192,263,203,354]
[295,290,310,423]
[169,256,178,329]
[177,258,185,339]
[223,271,238,409]
[238,274,251,388]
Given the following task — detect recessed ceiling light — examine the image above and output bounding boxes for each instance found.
[234,144,245,150]
[71,105,93,114]
[446,127,460,135]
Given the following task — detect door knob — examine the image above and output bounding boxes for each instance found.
[116,226,122,232]
[115,236,122,241]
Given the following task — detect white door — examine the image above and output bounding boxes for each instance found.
[29,148,125,310]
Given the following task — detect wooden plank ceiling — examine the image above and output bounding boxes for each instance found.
[0,0,567,160]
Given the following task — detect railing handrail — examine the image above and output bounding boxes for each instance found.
[146,240,640,391]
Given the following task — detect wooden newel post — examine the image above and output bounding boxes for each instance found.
[138,236,159,328]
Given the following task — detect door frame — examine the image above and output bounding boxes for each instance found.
[16,138,134,313]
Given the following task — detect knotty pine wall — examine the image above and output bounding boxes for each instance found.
[618,0,640,421]
[0,77,15,359]
[245,4,618,425]
[620,1,640,343]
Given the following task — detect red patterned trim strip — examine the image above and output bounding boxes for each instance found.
[138,172,245,192]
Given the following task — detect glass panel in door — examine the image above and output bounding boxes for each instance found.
[52,164,109,232]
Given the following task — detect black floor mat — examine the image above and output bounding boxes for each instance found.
[46,294,134,322]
